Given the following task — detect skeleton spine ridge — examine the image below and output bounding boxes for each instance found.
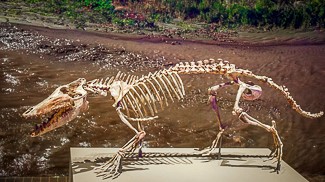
[169,59,323,119]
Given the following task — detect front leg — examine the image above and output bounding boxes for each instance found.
[94,107,145,179]
[200,95,225,157]
[200,81,235,156]
[95,131,146,179]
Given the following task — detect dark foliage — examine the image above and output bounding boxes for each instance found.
[21,0,325,29]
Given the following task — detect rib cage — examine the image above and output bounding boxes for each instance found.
[85,70,185,119]
[120,70,185,118]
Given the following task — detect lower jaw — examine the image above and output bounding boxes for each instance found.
[31,114,62,136]
[31,108,74,136]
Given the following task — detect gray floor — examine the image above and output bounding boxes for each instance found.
[70,148,307,182]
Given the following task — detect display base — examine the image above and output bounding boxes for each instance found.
[70,148,307,182]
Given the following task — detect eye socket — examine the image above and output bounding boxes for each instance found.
[245,89,252,95]
[60,87,69,94]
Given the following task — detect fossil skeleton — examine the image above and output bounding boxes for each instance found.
[23,59,323,179]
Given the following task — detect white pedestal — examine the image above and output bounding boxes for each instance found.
[70,148,307,182]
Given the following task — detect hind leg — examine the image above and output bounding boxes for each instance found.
[233,80,283,172]
[238,112,283,172]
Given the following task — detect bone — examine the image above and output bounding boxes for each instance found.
[203,59,209,64]
[99,78,104,87]
[125,75,131,84]
[127,91,144,117]
[190,66,199,72]
[115,71,121,80]
[238,112,283,172]
[139,82,158,113]
[104,77,111,86]
[120,73,126,81]
[170,72,185,96]
[205,66,212,72]
[132,76,139,84]
[121,99,130,117]
[166,71,184,99]
[123,94,139,117]
[106,77,115,86]
[125,115,158,122]
[198,66,206,73]
[146,79,164,110]
[128,75,135,84]
[218,60,225,67]
[161,72,181,100]
[236,69,323,118]
[151,74,169,107]
[156,72,174,103]
[135,85,155,116]
[131,87,149,116]
[89,79,98,85]
[116,108,139,134]
[138,75,145,82]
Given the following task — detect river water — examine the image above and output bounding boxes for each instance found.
[0,24,324,180]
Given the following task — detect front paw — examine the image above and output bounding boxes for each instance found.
[94,153,123,179]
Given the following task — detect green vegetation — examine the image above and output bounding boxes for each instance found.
[19,0,114,28]
[115,0,325,29]
[16,0,325,29]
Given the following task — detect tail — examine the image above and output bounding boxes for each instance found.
[168,59,323,119]
[234,68,323,119]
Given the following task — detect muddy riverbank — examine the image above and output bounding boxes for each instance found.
[0,23,324,181]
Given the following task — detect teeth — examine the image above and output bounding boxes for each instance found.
[32,106,73,135]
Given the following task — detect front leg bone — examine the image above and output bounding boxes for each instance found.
[95,107,146,179]
[200,81,235,156]
[95,131,146,179]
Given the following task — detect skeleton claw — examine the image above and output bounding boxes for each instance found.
[94,153,123,179]
[199,147,218,156]
[268,148,278,160]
